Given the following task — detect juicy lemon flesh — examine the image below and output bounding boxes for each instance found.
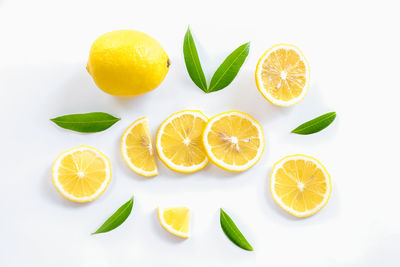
[261,48,306,101]
[124,120,157,173]
[56,150,107,198]
[206,114,261,166]
[87,30,169,97]
[160,114,207,167]
[162,207,190,234]
[274,159,328,213]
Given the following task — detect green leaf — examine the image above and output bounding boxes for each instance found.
[183,27,208,92]
[92,197,134,235]
[292,112,336,135]
[220,208,253,251]
[208,42,250,92]
[50,112,120,133]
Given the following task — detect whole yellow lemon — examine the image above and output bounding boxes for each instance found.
[87,30,170,97]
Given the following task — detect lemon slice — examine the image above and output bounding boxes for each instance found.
[121,117,158,177]
[270,155,331,217]
[255,44,310,106]
[156,110,208,173]
[157,207,190,238]
[52,145,111,203]
[203,111,265,172]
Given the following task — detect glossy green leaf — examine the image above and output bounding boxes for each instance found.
[220,208,253,251]
[50,112,120,133]
[292,112,336,135]
[208,42,250,92]
[183,27,208,92]
[92,197,134,235]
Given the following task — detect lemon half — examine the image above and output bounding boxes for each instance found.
[255,44,310,106]
[52,145,111,203]
[156,110,208,173]
[202,111,265,172]
[270,154,331,217]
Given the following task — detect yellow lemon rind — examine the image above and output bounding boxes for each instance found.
[156,110,208,174]
[157,207,190,238]
[255,44,310,107]
[270,154,331,217]
[121,117,158,177]
[202,111,265,172]
[52,145,112,203]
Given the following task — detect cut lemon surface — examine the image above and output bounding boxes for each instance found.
[52,145,111,203]
[270,155,331,217]
[156,110,208,173]
[203,111,265,172]
[121,117,158,177]
[158,207,190,238]
[255,44,310,106]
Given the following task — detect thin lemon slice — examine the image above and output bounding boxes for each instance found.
[270,155,331,217]
[121,117,158,177]
[203,111,265,172]
[157,207,190,238]
[255,44,310,106]
[52,145,111,203]
[156,110,208,173]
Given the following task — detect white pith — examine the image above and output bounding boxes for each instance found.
[203,111,265,171]
[52,145,111,202]
[256,44,310,107]
[270,155,331,217]
[156,110,208,172]
[121,117,158,177]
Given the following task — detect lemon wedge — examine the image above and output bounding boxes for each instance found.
[270,154,331,217]
[158,207,190,238]
[52,145,111,203]
[156,110,208,173]
[255,44,310,106]
[121,117,158,177]
[202,111,265,172]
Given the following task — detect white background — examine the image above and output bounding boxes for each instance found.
[1,0,399,266]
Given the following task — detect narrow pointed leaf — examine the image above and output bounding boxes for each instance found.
[292,112,336,135]
[208,42,250,92]
[92,197,134,235]
[220,208,253,251]
[183,27,208,92]
[50,112,120,133]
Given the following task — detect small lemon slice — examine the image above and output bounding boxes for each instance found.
[157,207,190,238]
[52,145,111,203]
[121,117,158,177]
[156,110,208,173]
[203,111,265,172]
[270,155,332,217]
[255,44,310,106]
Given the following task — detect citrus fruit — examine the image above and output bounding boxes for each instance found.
[121,117,158,177]
[157,207,190,238]
[270,154,331,217]
[203,111,265,172]
[156,110,208,173]
[87,30,169,97]
[255,44,310,106]
[52,145,111,203]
